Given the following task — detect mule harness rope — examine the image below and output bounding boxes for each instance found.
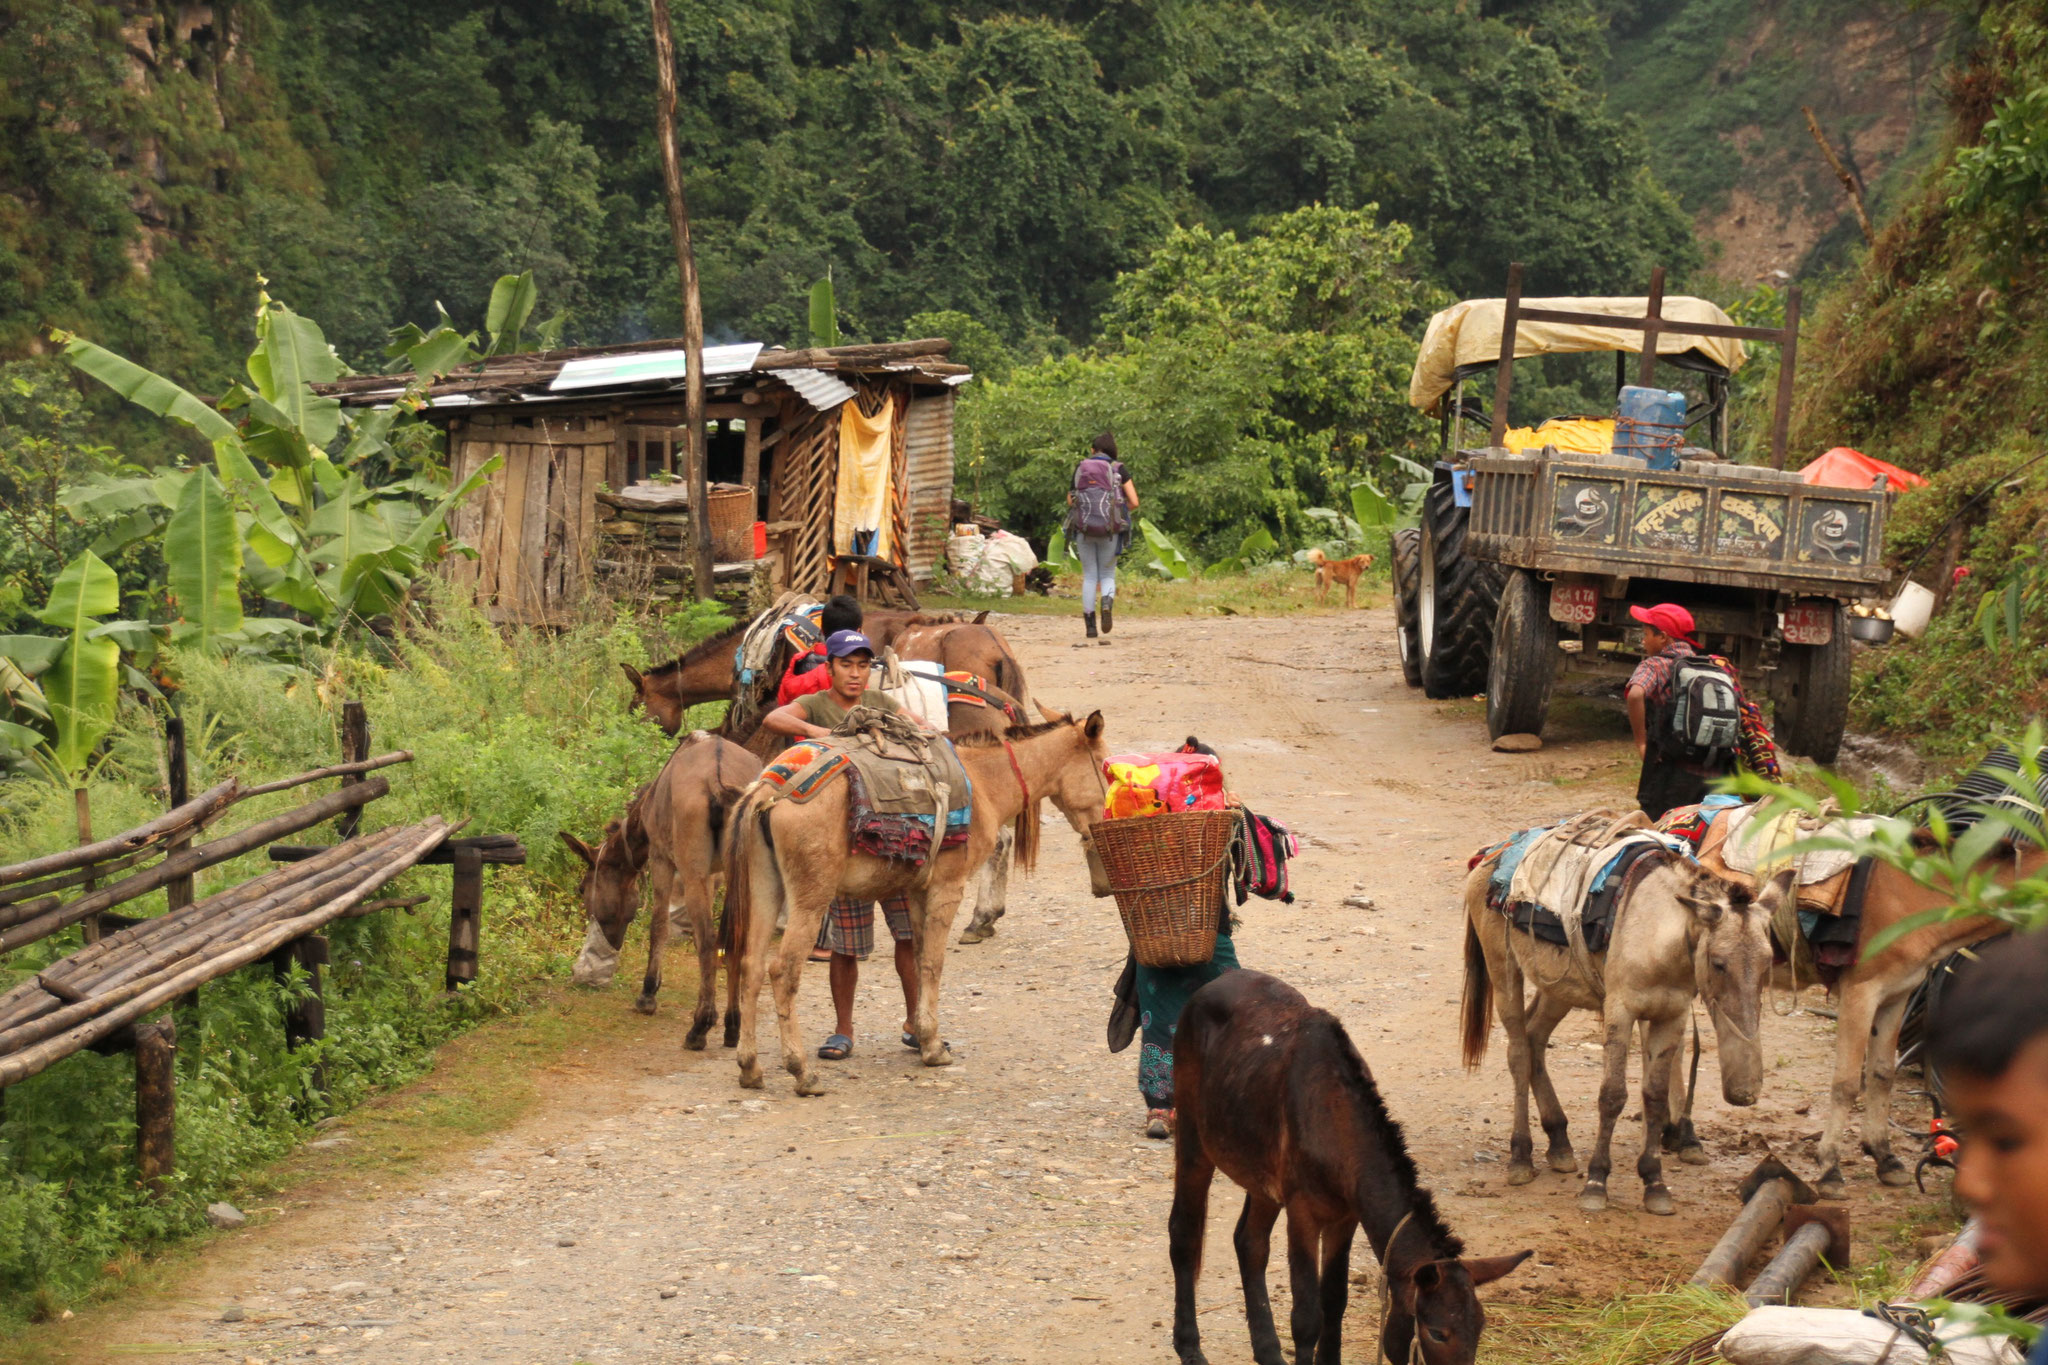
[1376,1209,1426,1365]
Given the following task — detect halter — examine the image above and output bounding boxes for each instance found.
[1377,1209,1427,1365]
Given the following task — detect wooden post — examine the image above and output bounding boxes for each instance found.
[1802,107,1874,245]
[1636,266,1666,388]
[75,788,99,944]
[446,846,483,991]
[649,0,715,602]
[272,935,328,1101]
[338,701,369,843]
[166,715,201,1074]
[134,1015,176,1195]
[1488,262,1523,448]
[1770,286,1802,470]
[742,415,763,507]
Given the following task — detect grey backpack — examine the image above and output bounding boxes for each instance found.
[1664,658,1741,762]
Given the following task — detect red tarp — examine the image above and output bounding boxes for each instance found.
[1801,446,1929,492]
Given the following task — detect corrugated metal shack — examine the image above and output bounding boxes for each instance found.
[318,338,968,624]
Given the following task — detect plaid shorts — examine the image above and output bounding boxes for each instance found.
[824,894,913,959]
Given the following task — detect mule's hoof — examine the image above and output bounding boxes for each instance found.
[1576,1185,1608,1213]
[1677,1144,1709,1167]
[921,1043,956,1068]
[1547,1148,1579,1174]
[958,924,993,944]
[795,1073,829,1097]
[635,996,659,1016]
[738,1066,765,1090]
[1816,1167,1845,1201]
[683,1030,709,1052]
[1506,1162,1537,1187]
[722,1018,740,1049]
[1643,1186,1676,1217]
[1876,1155,1913,1187]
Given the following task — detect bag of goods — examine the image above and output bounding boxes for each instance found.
[1103,752,1226,820]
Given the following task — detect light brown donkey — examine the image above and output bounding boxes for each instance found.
[562,732,761,1048]
[724,710,1110,1094]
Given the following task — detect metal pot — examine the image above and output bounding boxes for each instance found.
[1848,614,1896,644]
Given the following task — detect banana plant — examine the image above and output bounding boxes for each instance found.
[0,551,137,782]
[57,281,515,644]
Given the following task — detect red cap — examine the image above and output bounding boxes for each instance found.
[1629,603,1698,643]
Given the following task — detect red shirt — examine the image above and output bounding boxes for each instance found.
[776,645,832,707]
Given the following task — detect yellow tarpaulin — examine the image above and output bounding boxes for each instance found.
[833,396,894,558]
[1501,416,1615,455]
[1408,296,1749,413]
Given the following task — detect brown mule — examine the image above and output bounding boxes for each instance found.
[562,732,760,1047]
[1170,970,1530,1365]
[723,709,1109,1094]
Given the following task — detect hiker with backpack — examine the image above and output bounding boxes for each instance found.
[1625,603,1780,818]
[1067,432,1138,646]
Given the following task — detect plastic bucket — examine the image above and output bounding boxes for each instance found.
[1891,580,1935,639]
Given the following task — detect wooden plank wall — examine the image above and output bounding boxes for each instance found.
[902,391,957,583]
[768,406,839,593]
[446,417,611,624]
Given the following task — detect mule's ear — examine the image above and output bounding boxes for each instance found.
[1410,1260,1445,1292]
[1461,1250,1534,1287]
[620,662,644,690]
[973,610,990,624]
[1759,865,1798,908]
[1034,700,1070,722]
[559,831,597,866]
[1679,873,1728,925]
[1084,710,1106,743]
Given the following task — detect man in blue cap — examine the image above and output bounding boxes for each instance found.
[762,630,916,1060]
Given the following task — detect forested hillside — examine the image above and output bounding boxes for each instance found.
[4,0,1694,381]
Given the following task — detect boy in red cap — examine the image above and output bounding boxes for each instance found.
[1625,603,1778,817]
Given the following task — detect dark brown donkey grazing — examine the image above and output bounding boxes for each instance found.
[1170,971,1530,1365]
[561,732,760,1047]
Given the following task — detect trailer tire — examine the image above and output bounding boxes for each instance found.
[1774,604,1850,764]
[1392,527,1423,688]
[1419,478,1502,700]
[1487,571,1557,740]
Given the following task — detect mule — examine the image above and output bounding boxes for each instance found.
[1170,970,1530,1365]
[724,709,1110,1094]
[561,732,760,1047]
[1801,838,2045,1197]
[1459,850,1790,1213]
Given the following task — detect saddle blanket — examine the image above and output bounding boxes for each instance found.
[1715,803,1873,883]
[1506,842,1667,954]
[758,710,972,867]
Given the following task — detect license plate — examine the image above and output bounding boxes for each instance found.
[1783,602,1834,645]
[1549,582,1597,625]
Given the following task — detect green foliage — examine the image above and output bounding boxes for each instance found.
[809,277,841,349]
[1136,519,1194,581]
[30,551,123,780]
[961,205,1437,559]
[1948,82,2048,258]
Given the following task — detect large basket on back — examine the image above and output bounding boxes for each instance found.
[1094,807,1239,967]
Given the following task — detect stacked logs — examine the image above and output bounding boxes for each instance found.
[0,817,455,1087]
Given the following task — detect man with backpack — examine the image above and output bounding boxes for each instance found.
[1067,432,1138,646]
[1625,603,1779,818]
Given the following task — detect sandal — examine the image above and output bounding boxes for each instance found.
[1145,1108,1174,1140]
[818,1034,853,1060]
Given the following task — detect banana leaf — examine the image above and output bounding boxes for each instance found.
[485,272,538,356]
[60,336,239,444]
[0,719,45,754]
[90,507,167,558]
[339,407,399,465]
[43,633,119,777]
[247,304,343,447]
[1350,480,1396,528]
[0,655,49,717]
[37,550,120,629]
[0,635,66,676]
[165,468,244,649]
[1139,518,1194,580]
[406,325,476,383]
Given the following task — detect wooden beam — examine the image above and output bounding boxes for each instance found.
[446,847,483,991]
[134,1016,176,1195]
[337,702,369,842]
[1489,262,1523,447]
[1637,266,1666,388]
[1510,307,1790,346]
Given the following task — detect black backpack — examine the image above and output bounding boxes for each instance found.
[1660,657,1741,764]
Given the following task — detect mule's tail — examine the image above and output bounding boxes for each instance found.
[1460,916,1494,1069]
[718,784,774,962]
[991,644,1031,710]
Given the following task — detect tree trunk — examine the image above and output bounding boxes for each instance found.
[649,0,715,601]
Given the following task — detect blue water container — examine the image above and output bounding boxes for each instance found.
[1614,386,1688,469]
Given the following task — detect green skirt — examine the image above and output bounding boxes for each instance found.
[1136,931,1239,1108]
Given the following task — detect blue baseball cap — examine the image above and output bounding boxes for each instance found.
[825,630,875,659]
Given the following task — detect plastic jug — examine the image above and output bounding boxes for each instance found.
[1891,580,1935,640]
[1614,386,1688,469]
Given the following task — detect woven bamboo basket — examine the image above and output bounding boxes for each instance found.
[1094,807,1239,967]
[706,484,757,561]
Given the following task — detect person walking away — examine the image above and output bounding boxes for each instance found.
[762,630,920,1061]
[1624,603,1779,819]
[1925,929,2048,1365]
[776,595,864,707]
[1069,432,1137,646]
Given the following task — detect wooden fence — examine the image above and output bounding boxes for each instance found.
[0,703,527,1191]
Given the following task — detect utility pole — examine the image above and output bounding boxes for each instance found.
[649,0,715,600]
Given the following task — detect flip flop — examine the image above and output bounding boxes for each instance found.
[818,1034,853,1060]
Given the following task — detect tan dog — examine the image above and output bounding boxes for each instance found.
[1305,548,1374,608]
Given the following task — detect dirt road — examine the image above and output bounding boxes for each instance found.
[53,606,1933,1364]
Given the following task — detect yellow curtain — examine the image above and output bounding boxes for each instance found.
[833,396,894,558]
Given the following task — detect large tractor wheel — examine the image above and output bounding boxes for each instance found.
[1486,570,1557,740]
[1774,603,1851,764]
[1418,477,1503,700]
[1391,527,1423,688]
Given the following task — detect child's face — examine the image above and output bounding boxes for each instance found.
[1947,1034,2048,1298]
